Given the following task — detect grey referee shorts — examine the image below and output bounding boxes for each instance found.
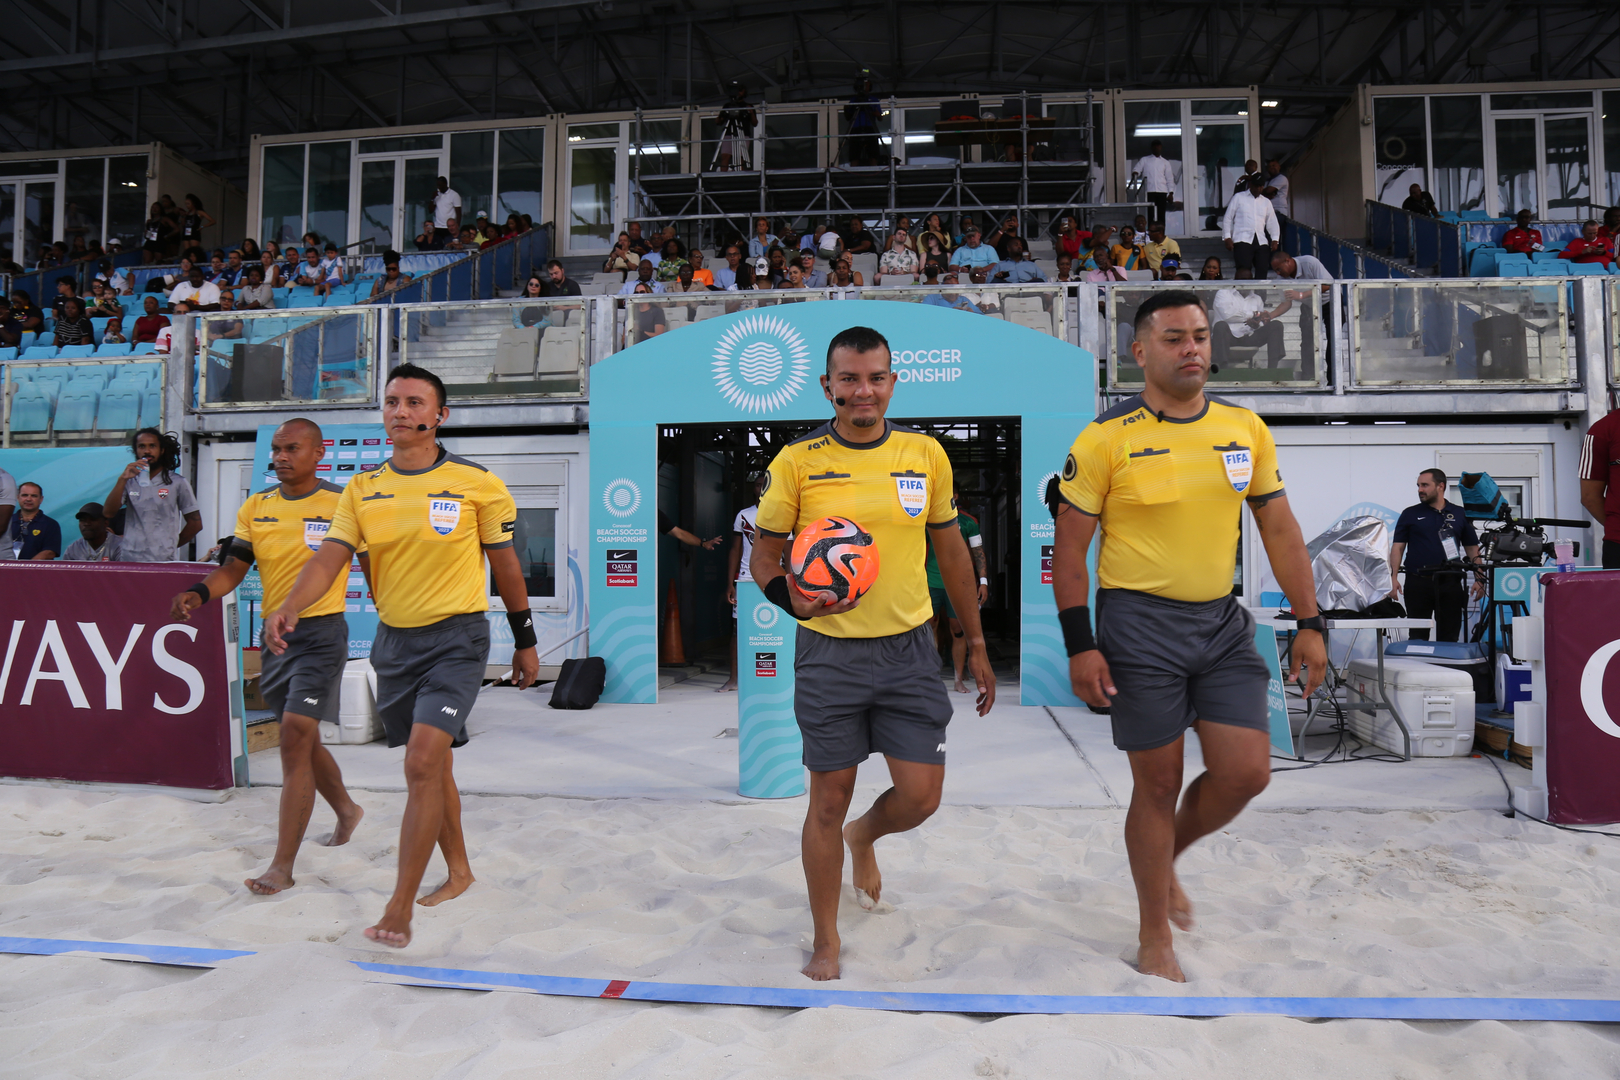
[793,622,953,772]
[259,614,348,725]
[1094,588,1269,752]
[369,613,490,749]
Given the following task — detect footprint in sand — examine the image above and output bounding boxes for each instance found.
[853,886,895,914]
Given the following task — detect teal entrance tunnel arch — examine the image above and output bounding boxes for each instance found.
[589,299,1096,723]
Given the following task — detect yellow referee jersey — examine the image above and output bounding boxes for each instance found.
[1059,394,1284,602]
[326,449,517,628]
[757,419,957,639]
[232,480,357,617]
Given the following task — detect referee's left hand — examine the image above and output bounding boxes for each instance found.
[1290,629,1327,699]
[967,646,996,716]
[513,646,539,690]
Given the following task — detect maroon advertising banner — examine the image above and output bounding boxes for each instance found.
[1542,571,1620,825]
[0,562,241,791]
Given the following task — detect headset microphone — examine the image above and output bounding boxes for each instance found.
[834,397,847,406]
[1210,363,1220,374]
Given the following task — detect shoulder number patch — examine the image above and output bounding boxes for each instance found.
[895,475,927,518]
[1221,449,1253,493]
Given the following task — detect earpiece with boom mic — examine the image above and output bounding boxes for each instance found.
[834,397,847,406]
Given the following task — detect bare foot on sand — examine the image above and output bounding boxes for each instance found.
[244,867,294,894]
[417,871,474,907]
[364,912,412,949]
[1136,939,1186,982]
[803,940,841,981]
[843,821,882,906]
[1168,874,1195,932]
[328,803,364,847]
[717,680,737,693]
[953,678,970,694]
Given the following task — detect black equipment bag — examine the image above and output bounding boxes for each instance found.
[548,656,606,710]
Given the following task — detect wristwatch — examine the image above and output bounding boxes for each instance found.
[1295,615,1327,632]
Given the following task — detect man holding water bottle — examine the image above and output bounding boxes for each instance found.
[1388,468,1484,642]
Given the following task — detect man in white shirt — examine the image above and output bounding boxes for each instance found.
[1262,158,1291,219]
[167,264,222,312]
[721,473,768,692]
[1211,287,1290,370]
[431,177,461,231]
[1221,178,1281,280]
[1138,140,1176,228]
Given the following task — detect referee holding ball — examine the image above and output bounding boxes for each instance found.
[1050,290,1326,983]
[265,364,538,948]
[750,326,995,982]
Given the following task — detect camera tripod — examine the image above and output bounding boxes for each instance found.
[711,111,753,171]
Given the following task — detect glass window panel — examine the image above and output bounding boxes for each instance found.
[356,135,444,154]
[1191,99,1248,116]
[64,157,104,250]
[23,181,54,265]
[1605,91,1620,208]
[902,108,956,165]
[1543,115,1592,220]
[764,113,818,170]
[567,144,616,251]
[633,118,684,177]
[497,128,547,226]
[106,155,148,250]
[0,184,14,266]
[1352,281,1569,385]
[567,122,619,141]
[1124,101,1183,210]
[402,157,439,246]
[450,131,494,224]
[357,159,395,252]
[0,159,63,177]
[1430,97,1485,213]
[1194,123,1247,232]
[260,143,304,245]
[493,507,558,598]
[1373,96,1427,205]
[1494,117,1538,218]
[1489,92,1593,111]
[306,141,351,248]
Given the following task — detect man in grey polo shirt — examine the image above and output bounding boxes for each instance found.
[1269,251,1334,381]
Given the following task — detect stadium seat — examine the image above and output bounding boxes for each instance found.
[66,374,108,393]
[693,304,724,321]
[0,347,16,363]
[272,288,291,306]
[1569,263,1610,276]
[1527,261,1571,275]
[31,376,66,401]
[1495,257,1531,277]
[537,326,582,375]
[96,342,134,356]
[96,387,142,431]
[1468,248,1503,277]
[57,345,95,358]
[90,317,111,344]
[53,386,99,430]
[1009,310,1055,336]
[20,345,57,360]
[140,389,161,427]
[18,332,36,351]
[1530,251,1563,263]
[131,343,158,355]
[9,384,52,432]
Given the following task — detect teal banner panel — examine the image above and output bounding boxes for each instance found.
[735,579,805,798]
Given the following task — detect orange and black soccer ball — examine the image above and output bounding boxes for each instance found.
[790,516,881,605]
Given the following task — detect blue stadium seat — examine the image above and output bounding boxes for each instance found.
[10,385,52,432]
[272,288,291,306]
[131,342,157,355]
[90,317,111,344]
[54,386,99,430]
[32,376,66,401]
[96,342,134,356]
[140,388,161,427]
[287,293,324,309]
[1459,210,1496,221]
[96,387,142,431]
[1569,263,1609,276]
[20,345,57,360]
[18,332,36,351]
[1528,261,1571,275]
[66,375,107,394]
[1495,257,1531,277]
[0,347,16,363]
[1531,250,1563,263]
[1469,248,1502,277]
[57,345,95,359]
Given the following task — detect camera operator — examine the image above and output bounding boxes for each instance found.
[1579,408,1620,568]
[844,71,883,167]
[714,81,755,171]
[1388,468,1484,642]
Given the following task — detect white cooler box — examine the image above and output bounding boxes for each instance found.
[1345,657,1476,757]
[320,658,384,745]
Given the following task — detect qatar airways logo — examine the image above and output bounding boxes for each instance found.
[0,620,207,714]
[711,314,812,414]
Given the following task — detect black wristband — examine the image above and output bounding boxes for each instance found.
[1058,605,1096,656]
[1295,615,1327,632]
[187,582,210,605]
[506,609,537,650]
[763,575,799,618]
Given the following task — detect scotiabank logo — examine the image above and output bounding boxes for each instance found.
[0,620,207,714]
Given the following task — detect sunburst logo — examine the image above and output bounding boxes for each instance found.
[753,602,781,630]
[1034,470,1059,506]
[602,477,642,518]
[712,313,812,414]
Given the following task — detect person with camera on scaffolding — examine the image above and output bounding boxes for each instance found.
[844,71,884,168]
[714,80,756,172]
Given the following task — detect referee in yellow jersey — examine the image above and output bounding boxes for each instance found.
[172,417,366,895]
[1051,290,1326,983]
[751,326,995,982]
[266,365,538,949]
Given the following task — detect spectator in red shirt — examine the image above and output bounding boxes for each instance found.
[1558,220,1614,266]
[1501,209,1544,255]
[1580,409,1620,569]
[132,294,171,344]
[1598,207,1620,242]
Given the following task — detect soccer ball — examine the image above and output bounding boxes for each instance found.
[790,516,880,605]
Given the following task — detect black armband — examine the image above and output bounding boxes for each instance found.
[763,575,799,618]
[506,609,537,650]
[1058,605,1096,656]
[187,582,211,605]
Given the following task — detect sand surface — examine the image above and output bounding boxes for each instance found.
[4,776,1620,1078]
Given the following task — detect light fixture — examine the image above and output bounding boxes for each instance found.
[1133,124,1183,137]
[1261,99,1281,108]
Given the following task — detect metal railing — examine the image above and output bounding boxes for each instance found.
[1365,201,1468,276]
[364,226,550,306]
[2,356,166,446]
[193,307,380,409]
[397,297,588,400]
[1280,217,1422,281]
[856,283,1069,342]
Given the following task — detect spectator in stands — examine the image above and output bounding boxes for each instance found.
[1599,207,1620,242]
[61,504,123,562]
[168,264,221,314]
[1084,245,1127,283]
[1053,253,1076,282]
[542,259,583,297]
[986,215,1024,260]
[795,250,827,288]
[814,224,843,264]
[367,255,414,299]
[1222,177,1281,280]
[415,221,445,251]
[669,263,706,294]
[844,72,884,166]
[778,224,802,254]
[280,246,304,285]
[258,249,284,288]
[765,247,790,286]
[875,229,920,284]
[1211,285,1291,369]
[0,296,21,348]
[714,81,757,170]
[688,250,716,288]
[1262,158,1290,218]
[604,233,638,275]
[522,275,546,300]
[318,243,349,297]
[1141,223,1181,280]
[66,235,91,262]
[9,289,43,336]
[179,194,214,249]
[953,215,978,247]
[508,213,529,237]
[1558,220,1614,266]
[1055,216,1087,260]
[949,228,998,276]
[238,265,273,307]
[962,269,1001,314]
[443,225,472,252]
[632,283,667,339]
[829,255,863,288]
[843,217,877,256]
[1138,140,1175,226]
[714,245,742,289]
[51,275,79,319]
[240,238,261,261]
[88,279,123,319]
[654,239,688,283]
[1235,159,1262,195]
[103,428,201,562]
[749,218,778,260]
[626,221,651,256]
[1269,250,1332,284]
[991,237,1048,283]
[0,246,21,275]
[10,483,60,560]
[1401,183,1439,217]
[301,232,322,252]
[431,177,461,236]
[776,263,807,290]
[201,252,227,283]
[211,293,245,339]
[141,202,172,263]
[618,260,665,295]
[920,233,951,277]
[1501,209,1544,254]
[293,247,326,291]
[133,295,170,343]
[54,298,94,348]
[924,273,982,314]
[918,213,952,255]
[732,259,759,291]
[1110,226,1145,272]
[102,317,127,344]
[265,240,281,258]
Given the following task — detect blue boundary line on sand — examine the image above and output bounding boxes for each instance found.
[0,936,255,967]
[355,962,1620,1022]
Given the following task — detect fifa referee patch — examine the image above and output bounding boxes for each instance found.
[1219,447,1252,493]
[429,498,462,535]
